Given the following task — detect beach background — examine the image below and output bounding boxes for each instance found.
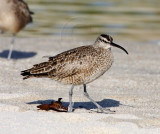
[0,0,160,134]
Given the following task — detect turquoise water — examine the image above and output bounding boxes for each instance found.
[21,0,160,41]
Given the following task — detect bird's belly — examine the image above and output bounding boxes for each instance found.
[0,13,25,33]
[84,71,107,84]
[84,64,112,84]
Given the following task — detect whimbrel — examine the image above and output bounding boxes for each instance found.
[0,0,33,59]
[21,34,128,113]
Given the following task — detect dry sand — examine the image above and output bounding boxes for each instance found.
[0,37,160,134]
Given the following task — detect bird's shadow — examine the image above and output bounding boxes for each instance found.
[0,50,37,59]
[27,99,120,110]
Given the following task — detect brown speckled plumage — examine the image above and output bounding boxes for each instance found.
[21,44,113,85]
[0,0,33,59]
[21,34,128,112]
[0,0,33,33]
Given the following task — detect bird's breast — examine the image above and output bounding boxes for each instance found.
[83,48,114,84]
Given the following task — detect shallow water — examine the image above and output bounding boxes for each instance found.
[15,0,160,42]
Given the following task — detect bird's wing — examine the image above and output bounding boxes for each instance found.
[47,45,98,78]
[21,45,98,79]
[21,46,97,79]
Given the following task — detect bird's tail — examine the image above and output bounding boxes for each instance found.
[21,61,53,80]
[21,70,33,80]
[21,69,50,80]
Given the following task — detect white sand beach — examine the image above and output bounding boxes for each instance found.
[0,37,160,134]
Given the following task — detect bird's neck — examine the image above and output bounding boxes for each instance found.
[94,40,111,50]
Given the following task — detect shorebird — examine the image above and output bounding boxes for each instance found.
[0,0,33,59]
[21,34,128,113]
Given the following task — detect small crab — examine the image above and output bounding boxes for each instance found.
[37,98,68,112]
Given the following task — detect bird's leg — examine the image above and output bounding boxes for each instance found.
[8,34,15,60]
[83,84,115,113]
[83,84,103,112]
[68,85,74,112]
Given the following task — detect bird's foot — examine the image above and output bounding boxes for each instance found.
[68,106,73,112]
[67,102,74,112]
[97,107,115,114]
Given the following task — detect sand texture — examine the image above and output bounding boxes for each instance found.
[0,37,160,134]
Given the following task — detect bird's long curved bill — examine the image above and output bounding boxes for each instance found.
[110,42,128,54]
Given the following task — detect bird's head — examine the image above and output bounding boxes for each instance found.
[95,34,128,54]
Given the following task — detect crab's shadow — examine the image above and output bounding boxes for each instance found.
[0,50,37,59]
[27,99,120,110]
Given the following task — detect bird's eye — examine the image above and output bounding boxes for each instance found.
[102,39,107,43]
